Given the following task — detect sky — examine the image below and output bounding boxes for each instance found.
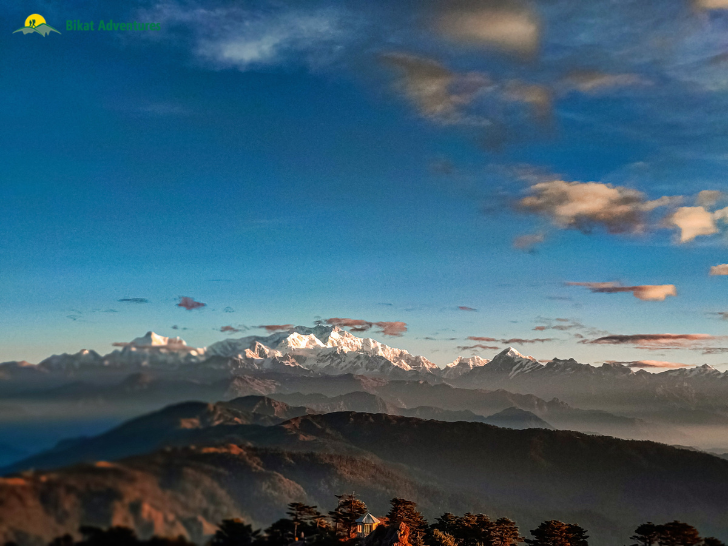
[1,0,728,368]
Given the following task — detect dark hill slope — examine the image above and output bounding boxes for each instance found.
[2,411,728,545]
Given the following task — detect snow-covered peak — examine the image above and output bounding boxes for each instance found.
[441,356,491,378]
[129,332,188,349]
[485,347,542,378]
[661,364,721,378]
[276,332,326,351]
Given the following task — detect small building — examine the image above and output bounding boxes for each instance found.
[356,513,381,537]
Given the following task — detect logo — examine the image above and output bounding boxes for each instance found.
[13,14,60,36]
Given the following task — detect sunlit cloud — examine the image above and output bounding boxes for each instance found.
[458,344,501,351]
[566,282,677,301]
[435,0,541,56]
[560,70,650,94]
[381,53,488,125]
[467,335,553,344]
[177,297,206,310]
[667,206,720,243]
[607,360,694,369]
[326,317,408,337]
[585,333,718,350]
[710,264,728,276]
[518,180,675,234]
[695,0,728,10]
[257,324,295,332]
[458,306,478,312]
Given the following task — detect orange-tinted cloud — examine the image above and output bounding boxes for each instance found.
[257,324,295,332]
[435,0,541,56]
[458,344,501,351]
[468,336,498,342]
[607,360,694,369]
[326,317,408,337]
[710,264,728,276]
[566,281,677,301]
[585,333,717,349]
[220,325,241,333]
[518,180,674,234]
[468,335,552,344]
[458,306,478,311]
[177,296,206,310]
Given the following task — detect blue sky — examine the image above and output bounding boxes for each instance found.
[2,0,728,368]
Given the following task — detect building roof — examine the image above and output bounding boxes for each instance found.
[356,513,380,524]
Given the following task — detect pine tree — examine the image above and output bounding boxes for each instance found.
[657,521,701,546]
[212,518,261,546]
[329,493,367,540]
[524,520,588,546]
[491,518,524,546]
[631,523,661,546]
[386,498,429,546]
[431,529,460,546]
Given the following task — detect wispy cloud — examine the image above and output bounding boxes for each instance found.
[326,317,408,337]
[585,333,719,350]
[606,360,694,369]
[118,298,149,304]
[457,344,501,352]
[467,335,552,344]
[381,53,489,125]
[566,281,677,301]
[434,0,541,57]
[177,296,206,310]
[144,2,354,72]
[559,70,650,94]
[513,233,545,251]
[220,325,241,334]
[257,324,295,332]
[458,306,478,312]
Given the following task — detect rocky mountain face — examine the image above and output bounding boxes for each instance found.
[2,410,728,546]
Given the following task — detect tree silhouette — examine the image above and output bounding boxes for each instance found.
[48,535,74,546]
[525,520,588,546]
[491,518,524,546]
[431,529,459,546]
[703,538,727,546]
[632,523,661,546]
[631,521,704,546]
[211,518,261,546]
[78,526,140,546]
[329,493,367,540]
[386,498,428,546]
[656,521,701,546]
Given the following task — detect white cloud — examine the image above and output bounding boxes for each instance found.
[519,180,673,234]
[710,264,728,276]
[667,206,728,243]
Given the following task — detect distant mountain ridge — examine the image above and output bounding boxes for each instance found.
[4,325,723,390]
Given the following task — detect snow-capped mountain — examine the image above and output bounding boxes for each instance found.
[22,326,439,379]
[483,347,542,378]
[441,356,491,379]
[206,325,439,378]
